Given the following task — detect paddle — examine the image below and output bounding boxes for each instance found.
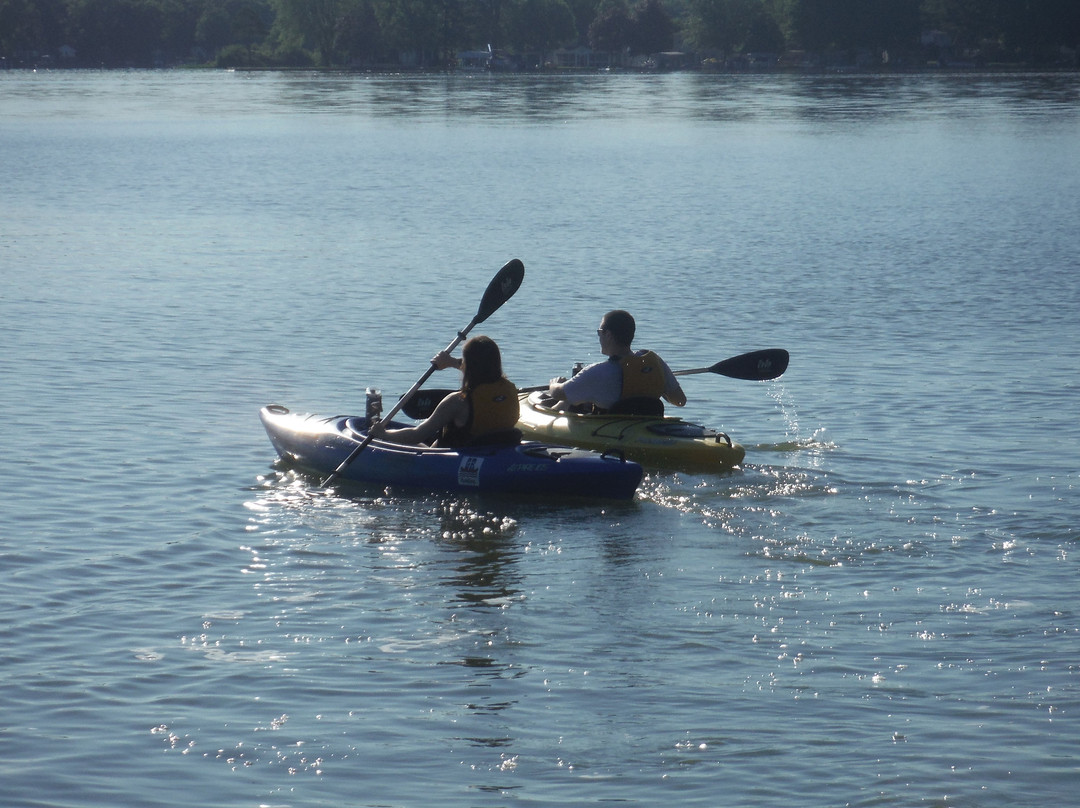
[672,349,789,381]
[319,258,525,487]
[400,388,451,421]
[401,349,789,420]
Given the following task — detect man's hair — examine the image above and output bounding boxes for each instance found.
[602,310,635,346]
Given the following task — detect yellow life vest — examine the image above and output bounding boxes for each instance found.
[619,351,666,400]
[440,378,520,446]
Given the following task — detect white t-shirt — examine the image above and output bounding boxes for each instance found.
[560,359,622,409]
[560,351,677,410]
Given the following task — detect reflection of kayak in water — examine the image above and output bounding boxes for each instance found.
[259,404,643,500]
[515,391,746,472]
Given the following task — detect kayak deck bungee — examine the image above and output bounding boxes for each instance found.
[515,391,746,472]
[260,404,643,500]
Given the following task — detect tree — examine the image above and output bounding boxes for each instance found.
[65,0,165,66]
[686,0,782,53]
[273,0,344,64]
[1,0,68,60]
[564,0,600,46]
[373,0,444,66]
[156,0,203,61]
[472,0,512,47]
[859,0,920,51]
[589,0,632,55]
[631,0,674,54]
[921,0,1005,48]
[745,0,784,52]
[1,0,43,58]
[507,0,576,58]
[335,0,382,64]
[196,2,233,56]
[232,1,268,53]
[789,0,918,53]
[789,0,851,51]
[982,0,1080,64]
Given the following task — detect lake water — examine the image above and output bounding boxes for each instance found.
[2,69,1079,807]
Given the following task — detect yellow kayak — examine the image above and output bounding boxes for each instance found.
[516,391,745,472]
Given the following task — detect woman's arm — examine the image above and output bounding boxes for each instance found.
[370,391,466,445]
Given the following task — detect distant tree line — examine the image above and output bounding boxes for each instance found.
[2,0,1078,70]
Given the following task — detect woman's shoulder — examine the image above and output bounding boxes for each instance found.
[433,389,468,414]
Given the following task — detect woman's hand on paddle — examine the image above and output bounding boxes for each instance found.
[432,351,462,371]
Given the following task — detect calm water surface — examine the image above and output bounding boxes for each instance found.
[2,70,1079,807]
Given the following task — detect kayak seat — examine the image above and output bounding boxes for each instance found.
[607,397,665,416]
[467,428,523,447]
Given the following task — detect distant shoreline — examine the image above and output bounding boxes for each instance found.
[7,64,1075,76]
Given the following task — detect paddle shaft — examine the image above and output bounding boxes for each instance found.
[404,349,788,420]
[525,349,788,387]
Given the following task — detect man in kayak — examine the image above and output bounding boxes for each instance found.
[369,335,520,446]
[547,310,686,415]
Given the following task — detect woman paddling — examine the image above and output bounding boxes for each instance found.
[369,335,520,447]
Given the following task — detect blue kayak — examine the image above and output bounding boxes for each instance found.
[260,405,644,500]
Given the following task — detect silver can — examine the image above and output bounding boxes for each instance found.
[365,388,383,422]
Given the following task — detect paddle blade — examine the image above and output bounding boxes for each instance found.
[710,349,789,381]
[476,259,525,323]
[401,389,455,420]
